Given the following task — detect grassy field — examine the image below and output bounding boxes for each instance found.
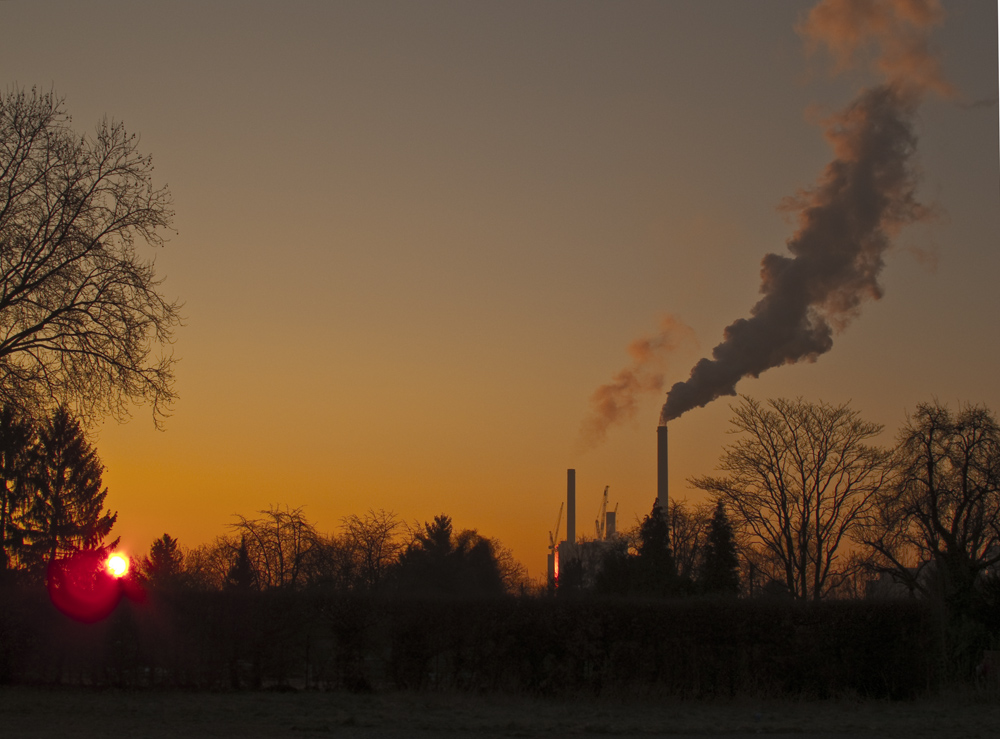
[1,687,1000,738]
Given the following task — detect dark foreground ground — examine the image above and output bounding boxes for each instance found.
[1,687,999,739]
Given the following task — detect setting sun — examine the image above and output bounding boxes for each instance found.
[106,554,129,579]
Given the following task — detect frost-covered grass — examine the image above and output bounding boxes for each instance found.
[1,686,999,738]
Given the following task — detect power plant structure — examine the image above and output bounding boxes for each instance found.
[547,469,621,587]
[548,423,668,589]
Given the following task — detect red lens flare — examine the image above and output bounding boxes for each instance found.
[47,551,123,623]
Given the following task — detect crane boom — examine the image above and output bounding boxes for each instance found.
[595,485,609,539]
[548,501,564,552]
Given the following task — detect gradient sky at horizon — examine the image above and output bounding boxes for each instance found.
[1,0,997,578]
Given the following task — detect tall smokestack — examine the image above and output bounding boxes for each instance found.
[566,468,576,545]
[657,425,668,510]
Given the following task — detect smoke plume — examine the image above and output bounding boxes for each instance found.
[580,316,695,449]
[661,0,949,424]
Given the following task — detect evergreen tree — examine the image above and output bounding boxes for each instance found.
[395,514,505,596]
[143,533,184,586]
[21,406,117,571]
[634,498,678,596]
[699,501,740,595]
[593,538,633,596]
[226,535,257,591]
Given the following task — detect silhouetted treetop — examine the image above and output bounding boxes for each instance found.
[25,407,117,569]
[699,501,740,595]
[396,514,506,597]
[142,533,184,587]
[340,508,403,591]
[0,87,180,426]
[230,505,319,590]
[860,401,1000,616]
[693,396,891,600]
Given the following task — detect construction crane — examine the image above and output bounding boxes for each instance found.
[595,485,610,540]
[548,501,564,557]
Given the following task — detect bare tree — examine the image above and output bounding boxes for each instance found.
[668,499,712,583]
[305,533,360,591]
[859,402,1000,613]
[0,87,180,426]
[182,538,239,590]
[230,505,319,590]
[692,397,892,600]
[340,508,403,591]
[490,538,530,594]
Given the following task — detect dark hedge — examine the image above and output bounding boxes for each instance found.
[0,585,942,698]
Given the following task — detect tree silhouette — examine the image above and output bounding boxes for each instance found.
[593,537,632,596]
[341,509,403,591]
[395,515,505,596]
[225,535,257,592]
[491,538,530,594]
[0,87,180,426]
[699,501,740,595]
[592,500,683,597]
[0,406,34,572]
[860,402,1000,616]
[142,533,184,586]
[230,505,319,589]
[669,500,711,585]
[633,497,679,596]
[20,406,117,571]
[692,397,891,600]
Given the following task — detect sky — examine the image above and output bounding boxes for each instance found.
[1,1,997,579]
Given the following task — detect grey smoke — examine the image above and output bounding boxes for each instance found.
[661,0,948,424]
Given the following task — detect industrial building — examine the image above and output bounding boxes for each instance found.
[548,424,668,589]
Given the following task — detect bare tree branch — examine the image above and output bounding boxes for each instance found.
[858,402,1000,611]
[691,396,891,600]
[0,87,180,427]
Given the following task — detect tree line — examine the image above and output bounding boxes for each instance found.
[140,507,530,598]
[0,404,528,599]
[689,397,1000,617]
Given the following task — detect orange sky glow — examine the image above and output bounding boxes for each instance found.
[1,1,997,579]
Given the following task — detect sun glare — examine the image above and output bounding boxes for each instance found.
[106,553,129,578]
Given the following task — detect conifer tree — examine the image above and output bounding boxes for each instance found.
[226,535,257,591]
[396,514,505,596]
[143,533,184,586]
[699,501,740,595]
[21,406,117,570]
[634,498,678,596]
